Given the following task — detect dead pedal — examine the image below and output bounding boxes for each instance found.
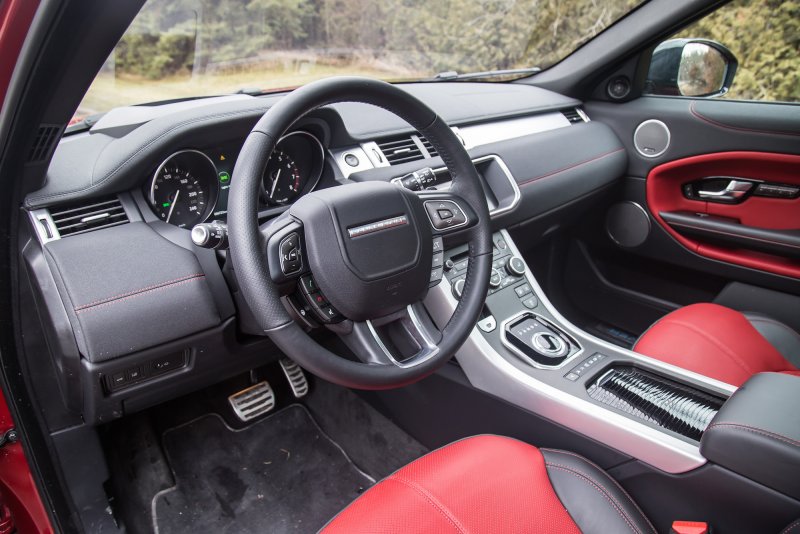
[228,381,275,422]
[280,358,309,398]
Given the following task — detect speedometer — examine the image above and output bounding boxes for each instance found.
[148,150,219,228]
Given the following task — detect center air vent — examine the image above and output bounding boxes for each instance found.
[562,108,589,124]
[49,196,129,238]
[376,135,424,165]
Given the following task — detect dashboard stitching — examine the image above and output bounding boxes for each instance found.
[517,148,625,186]
[28,107,272,206]
[689,100,800,137]
[74,274,205,313]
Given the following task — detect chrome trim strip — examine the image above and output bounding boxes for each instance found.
[29,208,60,244]
[421,229,737,474]
[366,305,440,369]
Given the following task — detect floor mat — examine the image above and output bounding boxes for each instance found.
[152,405,374,534]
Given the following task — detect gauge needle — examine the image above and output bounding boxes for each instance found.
[166,190,180,223]
[269,168,282,199]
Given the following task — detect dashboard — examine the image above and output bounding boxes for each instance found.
[144,130,326,228]
[22,82,629,426]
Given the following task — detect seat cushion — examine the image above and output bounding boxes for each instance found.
[322,435,655,534]
[634,303,800,387]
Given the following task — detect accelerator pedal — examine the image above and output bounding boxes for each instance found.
[279,358,309,398]
[228,381,275,422]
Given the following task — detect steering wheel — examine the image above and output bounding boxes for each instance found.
[227,77,492,389]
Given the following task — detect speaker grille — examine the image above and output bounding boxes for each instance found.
[633,119,670,158]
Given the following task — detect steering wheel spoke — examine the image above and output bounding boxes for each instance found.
[417,190,478,236]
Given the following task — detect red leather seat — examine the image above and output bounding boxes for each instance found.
[634,303,800,387]
[322,435,656,534]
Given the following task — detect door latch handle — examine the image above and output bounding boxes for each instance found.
[696,179,754,201]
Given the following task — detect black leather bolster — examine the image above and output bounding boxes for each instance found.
[44,222,220,362]
[700,372,800,500]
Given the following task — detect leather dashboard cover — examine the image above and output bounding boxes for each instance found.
[43,222,220,362]
[700,372,800,500]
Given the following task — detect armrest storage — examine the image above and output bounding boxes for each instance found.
[700,372,800,500]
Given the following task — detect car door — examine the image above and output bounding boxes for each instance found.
[566,0,800,338]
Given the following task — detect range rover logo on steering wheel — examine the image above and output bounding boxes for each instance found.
[347,215,409,238]
[532,332,568,357]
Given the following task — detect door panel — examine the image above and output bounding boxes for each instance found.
[586,97,800,286]
[647,151,800,278]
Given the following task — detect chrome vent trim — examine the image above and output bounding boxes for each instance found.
[49,196,129,238]
[375,135,424,165]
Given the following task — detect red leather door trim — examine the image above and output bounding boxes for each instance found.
[646,152,800,278]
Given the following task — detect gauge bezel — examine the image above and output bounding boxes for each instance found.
[262,130,326,206]
[148,149,220,227]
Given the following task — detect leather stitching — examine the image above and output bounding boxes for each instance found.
[706,422,800,447]
[541,449,656,533]
[782,518,800,533]
[74,273,205,310]
[389,475,467,534]
[545,463,642,534]
[689,100,800,137]
[74,276,205,314]
[517,148,625,186]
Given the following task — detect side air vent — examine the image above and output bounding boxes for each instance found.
[562,108,589,124]
[27,124,62,163]
[376,135,424,165]
[50,196,129,238]
[419,136,439,158]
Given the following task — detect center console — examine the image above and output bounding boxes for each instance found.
[424,229,737,474]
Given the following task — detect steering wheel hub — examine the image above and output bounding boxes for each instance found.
[290,181,432,321]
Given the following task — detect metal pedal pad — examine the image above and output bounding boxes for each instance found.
[280,358,309,398]
[228,381,275,422]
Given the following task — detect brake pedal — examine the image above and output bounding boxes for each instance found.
[280,358,309,398]
[228,381,275,422]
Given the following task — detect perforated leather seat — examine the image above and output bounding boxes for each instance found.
[634,303,800,386]
[322,435,656,534]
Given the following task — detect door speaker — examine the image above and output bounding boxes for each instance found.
[606,202,650,248]
[633,119,670,158]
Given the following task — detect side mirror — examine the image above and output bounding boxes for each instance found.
[644,39,738,98]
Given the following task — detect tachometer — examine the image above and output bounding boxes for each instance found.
[263,149,303,205]
[148,150,218,228]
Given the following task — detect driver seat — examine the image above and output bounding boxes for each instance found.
[322,435,656,533]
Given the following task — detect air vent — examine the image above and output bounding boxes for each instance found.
[27,124,62,163]
[419,136,439,158]
[562,108,589,124]
[49,196,129,238]
[376,135,424,165]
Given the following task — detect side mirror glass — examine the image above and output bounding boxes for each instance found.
[645,39,738,98]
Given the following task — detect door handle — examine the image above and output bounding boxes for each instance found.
[696,179,754,201]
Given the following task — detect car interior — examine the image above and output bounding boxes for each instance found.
[0,0,799,532]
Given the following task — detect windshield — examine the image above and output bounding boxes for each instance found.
[74,0,642,123]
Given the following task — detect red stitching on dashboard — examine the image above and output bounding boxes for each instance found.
[74,274,205,313]
[689,101,800,137]
[517,148,625,186]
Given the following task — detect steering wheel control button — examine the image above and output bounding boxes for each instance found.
[424,200,468,231]
[506,257,526,276]
[452,278,466,299]
[432,252,444,269]
[432,236,443,253]
[299,276,319,294]
[430,267,444,284]
[478,315,497,333]
[279,232,302,275]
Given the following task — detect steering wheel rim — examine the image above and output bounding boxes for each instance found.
[228,77,492,389]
